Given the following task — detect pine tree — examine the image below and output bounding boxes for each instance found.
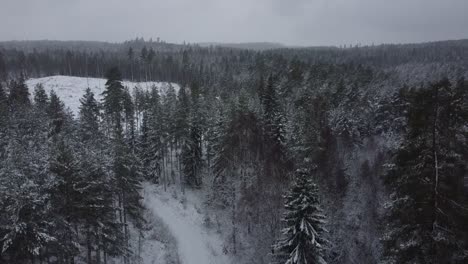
[162,84,178,181]
[113,125,144,254]
[0,51,6,82]
[182,82,203,187]
[175,86,190,145]
[49,139,81,262]
[102,67,125,132]
[383,78,468,264]
[47,90,66,137]
[139,87,163,183]
[374,85,410,135]
[0,83,6,108]
[33,83,49,110]
[273,169,328,264]
[79,87,100,141]
[128,47,134,81]
[122,87,136,146]
[0,102,53,263]
[262,74,289,181]
[0,84,7,160]
[101,67,143,262]
[206,98,225,173]
[140,47,148,81]
[78,89,120,263]
[8,77,30,106]
[0,83,7,126]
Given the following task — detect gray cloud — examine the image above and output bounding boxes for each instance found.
[0,0,467,46]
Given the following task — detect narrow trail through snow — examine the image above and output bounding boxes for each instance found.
[143,185,231,264]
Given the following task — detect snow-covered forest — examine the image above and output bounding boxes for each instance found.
[0,39,467,264]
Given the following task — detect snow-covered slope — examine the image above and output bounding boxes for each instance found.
[143,184,232,264]
[26,75,180,115]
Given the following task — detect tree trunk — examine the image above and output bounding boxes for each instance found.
[87,227,92,264]
[96,226,101,264]
[431,85,440,262]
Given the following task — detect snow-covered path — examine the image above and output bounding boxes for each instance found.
[142,185,231,264]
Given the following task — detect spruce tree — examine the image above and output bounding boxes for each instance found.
[78,88,119,263]
[0,100,53,263]
[182,82,203,187]
[262,74,289,181]
[274,169,328,264]
[8,77,30,106]
[122,87,136,146]
[383,78,468,263]
[47,90,66,137]
[49,140,81,262]
[0,83,7,126]
[102,67,125,132]
[101,67,143,261]
[79,88,100,141]
[175,86,190,145]
[33,83,49,110]
[139,87,163,183]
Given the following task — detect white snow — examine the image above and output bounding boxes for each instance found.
[26,75,180,116]
[142,184,232,264]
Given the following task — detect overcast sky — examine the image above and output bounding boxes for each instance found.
[1,0,467,46]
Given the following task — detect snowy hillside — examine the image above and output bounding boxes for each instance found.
[26,75,180,115]
[142,184,233,264]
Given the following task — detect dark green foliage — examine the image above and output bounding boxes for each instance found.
[0,83,7,120]
[182,82,204,187]
[138,87,163,183]
[79,88,100,141]
[102,67,125,130]
[273,169,327,264]
[47,90,66,137]
[48,140,81,261]
[8,78,30,106]
[33,83,49,110]
[261,75,290,181]
[383,79,468,264]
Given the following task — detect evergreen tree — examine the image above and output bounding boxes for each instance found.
[174,86,190,145]
[78,89,120,263]
[161,84,178,174]
[383,78,468,264]
[128,47,134,81]
[33,83,49,110]
[0,83,7,126]
[79,88,100,141]
[122,87,136,146]
[101,67,143,262]
[139,87,163,183]
[8,77,30,106]
[262,74,289,181]
[0,102,53,263]
[274,169,328,264]
[0,83,6,108]
[47,90,66,138]
[49,140,81,262]
[182,82,203,187]
[102,67,125,132]
[113,125,144,236]
[0,51,6,82]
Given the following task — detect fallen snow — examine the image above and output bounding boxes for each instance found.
[142,184,232,264]
[26,75,180,116]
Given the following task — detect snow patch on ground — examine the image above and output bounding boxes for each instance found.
[142,183,232,264]
[26,75,180,115]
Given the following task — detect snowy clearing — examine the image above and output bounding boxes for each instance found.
[142,184,232,264]
[26,75,180,115]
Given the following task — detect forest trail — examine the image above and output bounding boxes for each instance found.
[142,184,231,264]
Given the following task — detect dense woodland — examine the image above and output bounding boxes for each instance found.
[0,39,467,264]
